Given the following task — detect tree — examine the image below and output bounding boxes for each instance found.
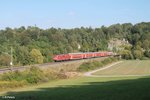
[120,50,133,59]
[30,49,44,64]
[15,46,31,65]
[142,40,150,50]
[144,50,150,58]
[0,22,150,66]
[0,54,11,66]
[133,50,143,59]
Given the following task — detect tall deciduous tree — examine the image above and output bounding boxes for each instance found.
[30,49,44,64]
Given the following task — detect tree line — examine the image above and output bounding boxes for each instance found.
[0,22,150,66]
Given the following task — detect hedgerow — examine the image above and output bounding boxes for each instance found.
[0,66,61,85]
[77,57,119,72]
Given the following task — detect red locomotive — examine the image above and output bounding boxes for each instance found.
[53,51,114,62]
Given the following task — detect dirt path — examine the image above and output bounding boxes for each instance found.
[84,61,150,77]
[84,61,125,77]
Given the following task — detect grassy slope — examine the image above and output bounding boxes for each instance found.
[93,60,150,75]
[1,76,150,100]
[1,60,150,100]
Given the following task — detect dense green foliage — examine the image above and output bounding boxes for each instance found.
[77,57,118,72]
[0,22,150,66]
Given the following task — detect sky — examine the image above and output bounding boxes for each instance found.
[0,0,150,29]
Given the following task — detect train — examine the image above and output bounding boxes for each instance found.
[53,51,114,62]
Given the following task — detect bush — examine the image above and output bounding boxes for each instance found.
[25,66,46,84]
[0,65,80,90]
[43,69,59,80]
[0,80,27,91]
[101,58,111,65]
[93,61,103,67]
[0,66,60,84]
[144,50,150,58]
[77,57,119,72]
[140,57,150,60]
[77,62,93,72]
[1,70,26,81]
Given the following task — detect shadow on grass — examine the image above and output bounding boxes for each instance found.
[2,77,150,100]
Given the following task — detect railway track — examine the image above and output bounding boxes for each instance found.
[0,57,108,74]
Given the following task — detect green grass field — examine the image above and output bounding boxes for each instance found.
[93,60,150,76]
[1,60,150,100]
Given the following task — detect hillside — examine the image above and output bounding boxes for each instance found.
[0,22,150,66]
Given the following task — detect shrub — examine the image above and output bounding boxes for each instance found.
[0,80,27,91]
[43,69,59,80]
[77,62,92,72]
[101,58,111,65]
[93,61,103,68]
[0,65,71,86]
[0,66,75,90]
[1,70,26,81]
[77,57,118,72]
[24,66,47,84]
[140,57,150,60]
[0,66,55,84]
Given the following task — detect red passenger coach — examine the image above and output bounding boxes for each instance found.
[69,53,83,60]
[94,52,107,57]
[85,52,95,58]
[53,51,114,62]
